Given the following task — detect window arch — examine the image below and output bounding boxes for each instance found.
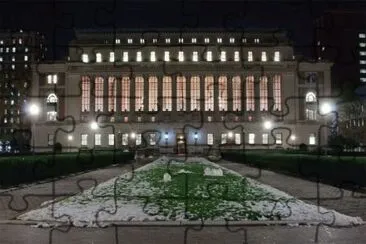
[305,92,316,102]
[47,93,58,103]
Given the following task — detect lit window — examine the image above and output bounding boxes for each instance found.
[25,47,28,52]
[192,38,197,43]
[234,51,240,61]
[140,38,145,44]
[24,55,28,61]
[218,76,228,111]
[127,39,133,44]
[360,51,366,56]
[232,76,241,111]
[206,51,212,61]
[108,77,116,112]
[248,51,253,61]
[254,38,260,43]
[94,134,101,146]
[11,56,15,62]
[81,134,88,146]
[148,76,158,111]
[204,38,210,43]
[122,133,129,145]
[361,78,366,82]
[305,92,316,102]
[115,39,120,44]
[6,47,9,52]
[135,76,144,111]
[150,51,156,62]
[217,38,222,43]
[0,48,2,53]
[275,133,282,144]
[235,133,241,144]
[207,134,214,145]
[221,133,227,144]
[190,76,200,111]
[178,38,184,43]
[24,64,28,68]
[274,51,280,62]
[262,133,268,144]
[123,52,128,62]
[152,38,157,43]
[359,33,366,38]
[94,77,104,112]
[229,37,235,43]
[47,75,52,84]
[246,76,255,111]
[12,47,16,52]
[162,76,172,111]
[261,51,267,62]
[178,51,184,62]
[52,74,57,84]
[121,77,130,112]
[108,134,115,145]
[48,134,54,146]
[361,69,366,73]
[4,118,7,123]
[96,53,102,62]
[19,38,22,44]
[82,54,89,63]
[165,38,170,43]
[81,76,90,112]
[260,77,268,111]
[149,133,156,145]
[192,51,198,62]
[249,133,255,144]
[0,40,3,44]
[136,51,142,62]
[306,109,316,120]
[360,60,366,64]
[136,134,142,145]
[273,75,282,111]
[205,76,214,111]
[309,133,316,145]
[47,111,57,121]
[11,64,15,70]
[109,52,115,62]
[220,51,226,62]
[164,51,170,61]
[176,76,186,111]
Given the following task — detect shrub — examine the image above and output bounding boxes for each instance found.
[299,143,308,152]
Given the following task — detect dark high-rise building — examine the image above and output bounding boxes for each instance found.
[0,29,46,152]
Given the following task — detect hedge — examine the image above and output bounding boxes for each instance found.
[222,151,366,188]
[0,150,134,188]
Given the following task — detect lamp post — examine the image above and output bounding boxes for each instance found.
[164,132,168,154]
[28,103,40,155]
[194,132,198,155]
[320,102,336,146]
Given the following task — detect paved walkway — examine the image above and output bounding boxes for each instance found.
[1,157,366,243]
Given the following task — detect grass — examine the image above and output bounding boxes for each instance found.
[69,161,291,221]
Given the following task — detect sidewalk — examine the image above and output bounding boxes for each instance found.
[219,160,366,220]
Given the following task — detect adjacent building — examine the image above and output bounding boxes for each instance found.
[0,29,46,152]
[29,29,332,153]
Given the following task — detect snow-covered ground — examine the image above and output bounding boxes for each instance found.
[18,156,364,227]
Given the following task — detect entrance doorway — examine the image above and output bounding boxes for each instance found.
[176,134,186,154]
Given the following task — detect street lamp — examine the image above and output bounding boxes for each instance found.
[320,102,334,114]
[194,132,198,155]
[290,135,296,141]
[263,120,273,130]
[28,103,40,155]
[165,132,168,148]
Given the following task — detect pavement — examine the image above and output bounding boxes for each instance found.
[0,157,366,243]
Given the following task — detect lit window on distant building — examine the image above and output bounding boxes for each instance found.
[109,52,115,62]
[275,133,282,144]
[82,54,89,63]
[94,77,104,112]
[274,51,280,62]
[232,76,241,111]
[248,51,253,61]
[190,76,200,111]
[220,51,226,62]
[230,38,235,43]
[306,109,316,120]
[140,38,145,44]
[95,134,101,146]
[150,51,156,62]
[254,38,260,43]
[360,51,366,56]
[207,133,214,145]
[12,47,16,52]
[206,51,212,61]
[136,51,142,62]
[234,51,240,61]
[165,38,170,43]
[176,76,186,111]
[260,76,268,111]
[204,38,210,43]
[261,51,267,62]
[249,133,255,144]
[81,76,90,112]
[235,133,241,144]
[191,38,197,43]
[47,111,57,121]
[164,51,170,62]
[149,133,156,145]
[273,75,282,111]
[135,76,144,111]
[359,33,366,38]
[162,76,172,111]
[218,76,228,111]
[178,38,183,43]
[24,55,28,61]
[262,133,269,144]
[108,134,114,145]
[81,134,88,146]
[11,56,15,62]
[309,133,316,145]
[205,76,214,111]
[246,76,255,111]
[152,38,157,43]
[192,51,198,62]
[178,51,184,62]
[127,39,133,44]
[123,52,128,62]
[53,75,57,84]
[115,39,120,44]
[108,77,116,112]
[96,53,102,62]
[217,38,222,43]
[148,76,158,111]
[47,75,52,84]
[121,77,130,112]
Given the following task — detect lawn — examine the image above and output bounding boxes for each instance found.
[18,157,364,227]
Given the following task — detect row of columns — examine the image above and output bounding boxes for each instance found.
[83,74,281,114]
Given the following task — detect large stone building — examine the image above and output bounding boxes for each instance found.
[29,29,332,153]
[0,29,45,152]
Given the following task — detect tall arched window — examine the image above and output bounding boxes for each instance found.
[305,92,317,102]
